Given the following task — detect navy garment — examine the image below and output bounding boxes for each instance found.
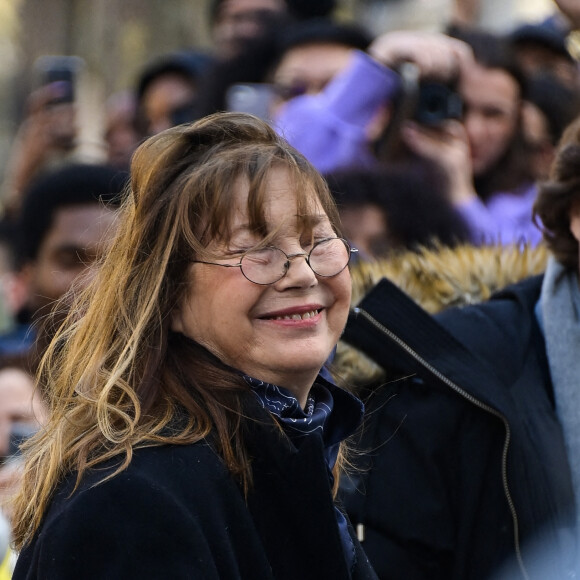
[0,323,34,356]
[15,384,376,580]
[244,374,365,572]
[341,275,575,580]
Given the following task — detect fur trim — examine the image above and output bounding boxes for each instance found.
[335,243,549,387]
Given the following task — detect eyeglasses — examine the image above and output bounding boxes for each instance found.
[192,237,357,285]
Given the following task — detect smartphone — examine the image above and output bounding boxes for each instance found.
[225,83,275,121]
[33,55,84,104]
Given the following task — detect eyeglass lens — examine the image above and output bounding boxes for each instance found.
[240,238,350,285]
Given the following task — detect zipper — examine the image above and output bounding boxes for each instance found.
[353,306,530,580]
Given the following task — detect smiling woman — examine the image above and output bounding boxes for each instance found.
[11,112,375,580]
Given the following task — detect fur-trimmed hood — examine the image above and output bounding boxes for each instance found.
[336,243,549,387]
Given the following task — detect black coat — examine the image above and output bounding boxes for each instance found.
[14,394,377,580]
[341,275,576,580]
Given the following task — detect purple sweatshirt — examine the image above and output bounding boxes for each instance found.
[274,50,543,246]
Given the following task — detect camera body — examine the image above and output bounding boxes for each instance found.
[413,81,463,126]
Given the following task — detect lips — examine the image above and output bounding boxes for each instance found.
[259,305,324,321]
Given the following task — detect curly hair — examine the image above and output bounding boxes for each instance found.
[533,115,580,271]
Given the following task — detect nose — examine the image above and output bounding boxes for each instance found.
[277,252,317,288]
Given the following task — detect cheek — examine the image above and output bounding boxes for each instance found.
[171,269,261,349]
[328,271,351,327]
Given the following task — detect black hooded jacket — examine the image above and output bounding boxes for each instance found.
[340,275,575,580]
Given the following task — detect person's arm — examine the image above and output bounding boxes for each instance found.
[274,50,398,173]
[1,84,77,217]
[274,31,473,174]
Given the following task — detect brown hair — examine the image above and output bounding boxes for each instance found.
[534,115,580,271]
[12,112,342,549]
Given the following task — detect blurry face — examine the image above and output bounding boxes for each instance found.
[460,64,521,177]
[25,204,119,318]
[271,42,354,111]
[522,101,554,182]
[171,166,351,405]
[515,44,579,90]
[213,0,286,60]
[142,74,197,136]
[339,204,388,258]
[0,368,46,460]
[104,94,140,169]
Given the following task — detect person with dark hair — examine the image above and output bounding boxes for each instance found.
[509,17,579,90]
[275,28,546,245]
[193,16,371,123]
[209,0,337,60]
[134,49,213,137]
[327,165,470,258]
[10,112,375,579]
[443,26,531,199]
[337,115,580,579]
[0,163,128,357]
[269,19,372,111]
[103,90,141,171]
[522,72,580,182]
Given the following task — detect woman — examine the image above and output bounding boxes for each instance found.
[11,112,374,579]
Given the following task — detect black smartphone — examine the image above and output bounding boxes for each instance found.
[33,55,84,104]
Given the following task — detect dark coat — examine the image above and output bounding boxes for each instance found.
[341,275,576,580]
[14,394,377,580]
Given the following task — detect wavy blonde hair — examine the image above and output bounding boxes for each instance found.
[12,112,343,549]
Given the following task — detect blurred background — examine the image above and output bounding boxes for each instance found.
[0,0,559,180]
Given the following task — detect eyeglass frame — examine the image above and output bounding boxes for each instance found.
[190,236,358,285]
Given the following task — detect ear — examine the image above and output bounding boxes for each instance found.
[570,200,580,243]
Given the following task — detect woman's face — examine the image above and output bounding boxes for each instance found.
[460,63,520,177]
[171,166,351,404]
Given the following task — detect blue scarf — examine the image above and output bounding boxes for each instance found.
[243,374,364,573]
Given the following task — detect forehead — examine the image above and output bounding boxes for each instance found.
[0,368,35,404]
[276,42,353,72]
[226,165,329,234]
[43,205,118,252]
[460,65,520,105]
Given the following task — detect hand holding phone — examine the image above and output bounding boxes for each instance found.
[33,55,84,105]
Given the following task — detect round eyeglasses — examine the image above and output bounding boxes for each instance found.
[192,237,357,285]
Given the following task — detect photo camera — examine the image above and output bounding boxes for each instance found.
[396,62,463,127]
[413,81,463,126]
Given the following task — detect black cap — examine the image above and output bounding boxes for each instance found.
[510,19,573,61]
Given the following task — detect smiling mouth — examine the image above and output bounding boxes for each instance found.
[264,309,321,321]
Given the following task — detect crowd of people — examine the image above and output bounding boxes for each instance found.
[0,0,579,578]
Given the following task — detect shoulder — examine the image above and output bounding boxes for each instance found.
[436,274,542,347]
[56,441,233,513]
[15,442,249,579]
